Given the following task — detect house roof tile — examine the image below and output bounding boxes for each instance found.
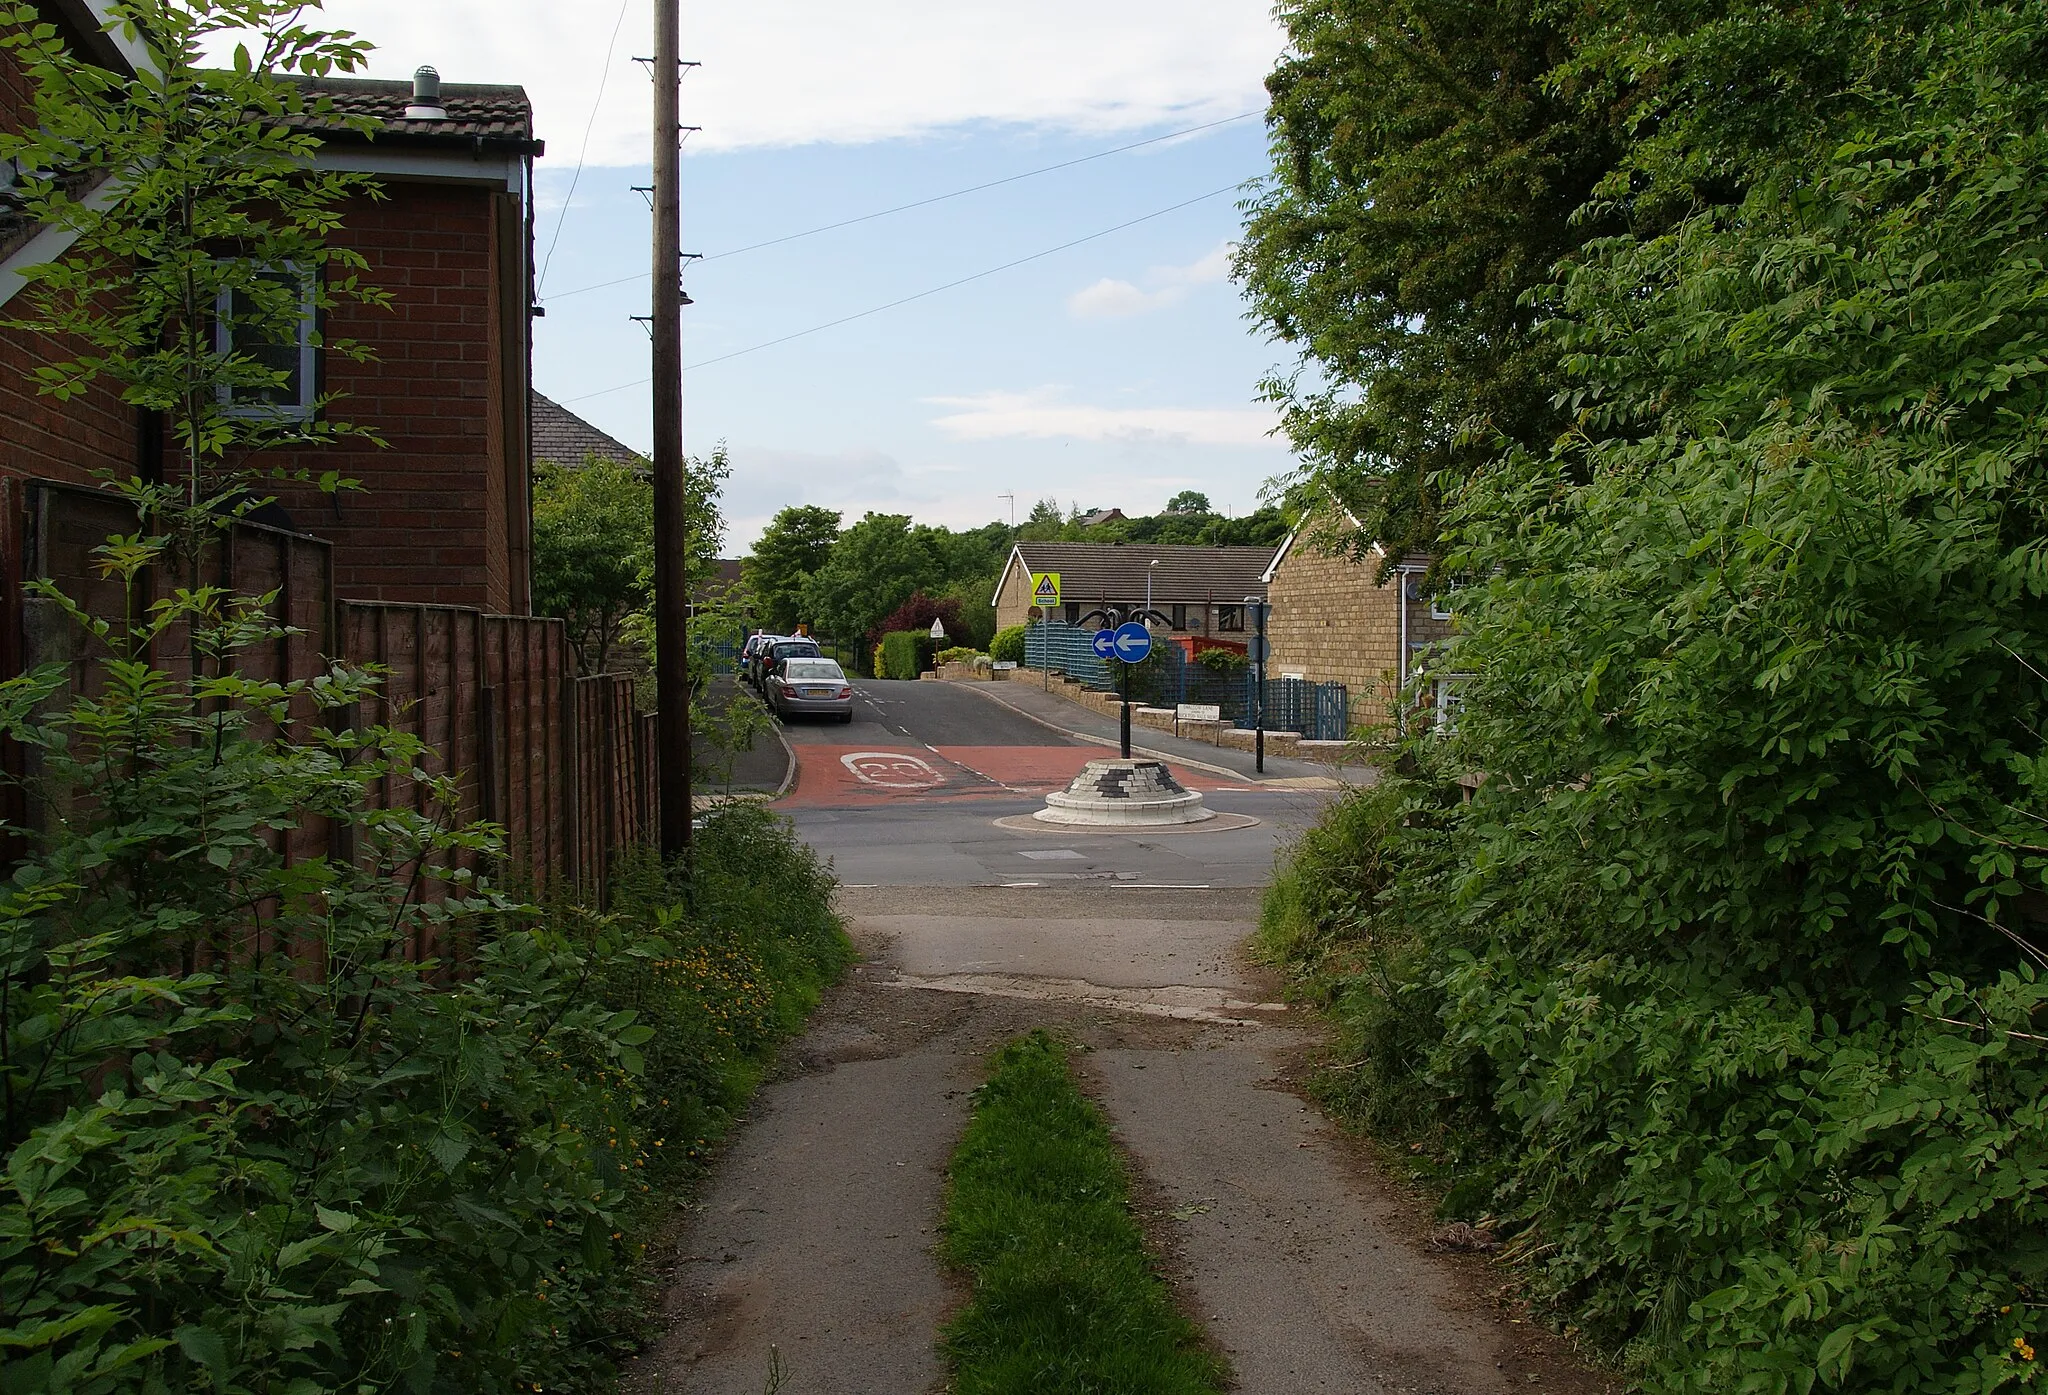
[531,390,643,470]
[276,74,537,148]
[1004,541,1279,608]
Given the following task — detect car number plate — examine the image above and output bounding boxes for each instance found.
[801,687,831,698]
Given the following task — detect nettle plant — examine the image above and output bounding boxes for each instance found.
[0,505,662,1392]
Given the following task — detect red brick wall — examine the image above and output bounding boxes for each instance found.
[265,185,516,612]
[2,41,139,492]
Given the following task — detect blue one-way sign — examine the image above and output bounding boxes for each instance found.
[1112,622,1153,662]
[1091,628,1117,659]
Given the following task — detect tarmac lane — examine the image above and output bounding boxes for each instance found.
[773,678,1253,808]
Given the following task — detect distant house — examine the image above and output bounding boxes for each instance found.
[1077,507,1126,528]
[532,389,643,471]
[1260,509,1453,706]
[991,541,1279,639]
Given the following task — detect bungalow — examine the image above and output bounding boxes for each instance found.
[991,540,1279,639]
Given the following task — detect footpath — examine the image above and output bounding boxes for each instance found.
[629,885,1617,1395]
[942,674,1368,790]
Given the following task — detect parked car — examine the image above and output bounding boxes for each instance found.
[739,633,777,683]
[760,637,822,683]
[766,656,853,723]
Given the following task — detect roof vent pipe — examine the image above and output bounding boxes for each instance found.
[404,65,446,120]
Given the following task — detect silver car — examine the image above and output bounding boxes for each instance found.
[767,656,853,723]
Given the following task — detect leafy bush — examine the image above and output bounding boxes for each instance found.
[0,509,848,1393]
[878,630,934,679]
[990,625,1027,665]
[1195,647,1249,674]
[1261,8,2048,1393]
[597,806,851,1189]
[935,645,984,666]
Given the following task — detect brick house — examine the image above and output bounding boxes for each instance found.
[1260,508,1454,715]
[991,541,1278,641]
[2,11,543,613]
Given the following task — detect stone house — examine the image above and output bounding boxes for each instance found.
[991,541,1278,638]
[1260,510,1454,720]
[2,22,543,613]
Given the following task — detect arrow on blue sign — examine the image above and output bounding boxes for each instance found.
[1112,622,1153,662]
[1091,628,1117,659]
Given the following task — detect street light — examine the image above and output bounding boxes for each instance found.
[1146,558,1160,612]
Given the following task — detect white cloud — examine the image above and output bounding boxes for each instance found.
[1066,242,1234,319]
[301,1,1283,159]
[925,388,1278,448]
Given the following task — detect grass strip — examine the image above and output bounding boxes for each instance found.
[941,1030,1229,1394]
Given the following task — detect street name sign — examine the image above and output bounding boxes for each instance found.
[1177,703,1221,722]
[1090,628,1118,659]
[1112,622,1153,662]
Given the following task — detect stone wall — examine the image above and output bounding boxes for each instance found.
[1265,528,1453,730]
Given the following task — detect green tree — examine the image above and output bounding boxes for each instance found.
[1164,489,1212,515]
[743,503,841,634]
[1234,0,1620,570]
[531,455,652,675]
[801,511,942,644]
[1016,496,1068,541]
[1262,3,2048,1389]
[0,0,389,530]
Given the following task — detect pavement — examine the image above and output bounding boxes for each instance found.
[951,674,1369,786]
[630,888,1619,1395]
[697,675,792,795]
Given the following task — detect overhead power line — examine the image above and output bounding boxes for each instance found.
[537,0,634,294]
[560,180,1244,404]
[538,109,1260,303]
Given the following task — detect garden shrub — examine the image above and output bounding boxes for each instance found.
[934,645,983,667]
[1262,8,2048,1391]
[0,510,849,1393]
[989,625,1027,665]
[878,630,932,679]
[1194,647,1249,675]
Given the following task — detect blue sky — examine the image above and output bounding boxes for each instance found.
[312,1,1296,548]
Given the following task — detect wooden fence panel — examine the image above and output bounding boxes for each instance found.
[11,480,658,921]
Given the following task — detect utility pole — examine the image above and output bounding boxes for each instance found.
[651,0,690,857]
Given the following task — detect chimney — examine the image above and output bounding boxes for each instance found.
[403,65,446,121]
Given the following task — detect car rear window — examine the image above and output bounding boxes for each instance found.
[784,661,843,681]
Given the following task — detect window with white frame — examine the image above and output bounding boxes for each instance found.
[1433,675,1467,734]
[214,266,317,418]
[1430,590,1456,621]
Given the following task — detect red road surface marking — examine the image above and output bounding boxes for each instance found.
[783,743,1236,806]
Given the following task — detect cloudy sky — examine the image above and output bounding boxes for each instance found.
[318,0,1295,548]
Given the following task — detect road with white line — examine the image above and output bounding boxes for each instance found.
[770,677,1342,888]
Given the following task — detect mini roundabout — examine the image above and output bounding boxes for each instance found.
[991,758,1260,833]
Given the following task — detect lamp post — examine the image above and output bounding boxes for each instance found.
[1146,558,1159,613]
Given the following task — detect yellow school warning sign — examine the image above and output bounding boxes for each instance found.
[1030,571,1061,608]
